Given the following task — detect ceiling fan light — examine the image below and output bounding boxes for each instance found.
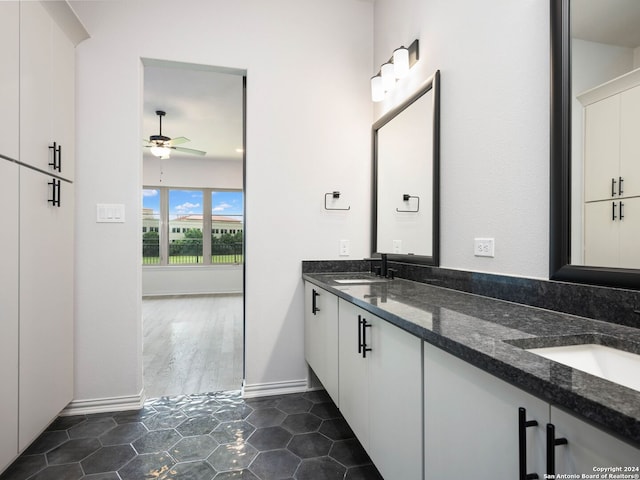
[150,146,171,158]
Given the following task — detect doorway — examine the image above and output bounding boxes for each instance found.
[141,59,246,398]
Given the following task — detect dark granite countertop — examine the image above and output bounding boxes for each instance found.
[303,272,640,447]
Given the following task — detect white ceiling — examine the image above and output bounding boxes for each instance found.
[572,0,640,48]
[142,60,244,161]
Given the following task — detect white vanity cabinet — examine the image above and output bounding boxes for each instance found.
[338,299,423,480]
[20,0,76,180]
[424,341,640,479]
[304,284,339,404]
[581,71,640,268]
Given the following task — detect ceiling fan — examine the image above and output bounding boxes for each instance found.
[144,110,206,159]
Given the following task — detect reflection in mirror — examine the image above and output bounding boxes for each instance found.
[372,71,440,265]
[550,0,640,289]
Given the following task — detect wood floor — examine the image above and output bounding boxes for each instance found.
[142,294,243,398]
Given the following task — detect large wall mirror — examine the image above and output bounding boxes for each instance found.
[372,71,440,265]
[550,0,640,289]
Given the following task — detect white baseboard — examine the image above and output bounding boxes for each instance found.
[60,390,146,416]
[241,379,309,398]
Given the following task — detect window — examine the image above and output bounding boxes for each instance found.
[143,187,244,265]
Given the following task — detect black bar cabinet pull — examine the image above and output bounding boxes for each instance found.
[613,201,617,221]
[357,315,362,354]
[620,202,625,220]
[619,176,624,196]
[361,318,372,358]
[48,179,61,207]
[611,177,617,197]
[49,142,62,172]
[311,289,320,315]
[546,423,568,476]
[518,407,539,480]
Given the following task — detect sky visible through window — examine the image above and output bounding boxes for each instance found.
[142,189,244,218]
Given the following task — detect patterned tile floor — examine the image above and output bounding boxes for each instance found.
[0,390,383,480]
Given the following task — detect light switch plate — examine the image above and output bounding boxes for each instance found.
[392,240,402,253]
[97,204,125,223]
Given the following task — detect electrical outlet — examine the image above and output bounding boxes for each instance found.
[393,240,402,253]
[474,238,495,257]
[339,239,350,256]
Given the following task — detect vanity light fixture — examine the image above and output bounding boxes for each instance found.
[370,39,419,102]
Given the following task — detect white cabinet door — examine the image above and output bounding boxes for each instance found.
[338,300,369,445]
[304,284,339,403]
[619,196,640,269]
[584,95,620,202]
[584,200,618,267]
[20,1,53,173]
[0,2,19,160]
[551,406,640,475]
[20,1,75,179]
[368,316,422,480]
[620,84,640,199]
[0,161,19,472]
[19,168,74,451]
[339,299,423,480]
[50,13,75,180]
[424,341,548,480]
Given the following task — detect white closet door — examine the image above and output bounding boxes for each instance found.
[19,168,74,451]
[0,161,19,471]
[619,197,640,269]
[0,1,19,160]
[584,201,619,267]
[584,96,620,202]
[620,84,640,199]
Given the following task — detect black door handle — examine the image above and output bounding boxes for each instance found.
[613,201,617,221]
[49,142,62,172]
[612,177,617,197]
[48,179,61,207]
[311,289,320,315]
[518,407,539,480]
[619,176,624,196]
[620,202,625,220]
[546,423,568,476]
[360,318,372,358]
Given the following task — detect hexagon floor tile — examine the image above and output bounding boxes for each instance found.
[0,390,382,480]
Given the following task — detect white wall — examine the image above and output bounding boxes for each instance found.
[72,0,373,403]
[142,265,243,296]
[374,0,550,278]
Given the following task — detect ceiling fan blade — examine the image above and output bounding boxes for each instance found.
[168,136,190,145]
[172,146,206,156]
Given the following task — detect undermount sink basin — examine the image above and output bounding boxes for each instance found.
[527,343,640,392]
[334,278,388,284]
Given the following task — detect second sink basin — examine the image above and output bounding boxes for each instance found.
[527,343,640,392]
[334,278,388,284]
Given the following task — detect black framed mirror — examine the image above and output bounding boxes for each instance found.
[550,0,640,290]
[372,70,440,265]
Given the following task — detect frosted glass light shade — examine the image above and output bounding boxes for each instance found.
[381,62,395,92]
[371,75,384,102]
[150,146,171,158]
[393,47,410,78]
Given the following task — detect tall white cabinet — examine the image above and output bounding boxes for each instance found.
[581,69,640,268]
[0,1,87,473]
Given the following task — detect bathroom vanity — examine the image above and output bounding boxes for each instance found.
[303,271,640,480]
